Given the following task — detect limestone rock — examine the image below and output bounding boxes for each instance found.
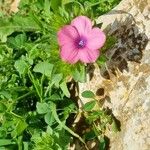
[79,0,150,149]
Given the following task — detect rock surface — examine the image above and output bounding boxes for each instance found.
[79,0,150,149]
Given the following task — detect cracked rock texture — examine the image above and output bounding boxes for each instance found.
[79,0,150,150]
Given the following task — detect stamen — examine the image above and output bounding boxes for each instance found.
[78,40,84,47]
[77,38,86,48]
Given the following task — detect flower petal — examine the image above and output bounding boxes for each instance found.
[87,28,106,50]
[78,48,100,63]
[57,25,79,46]
[60,43,79,64]
[71,16,92,36]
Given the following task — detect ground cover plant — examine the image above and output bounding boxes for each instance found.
[0,0,121,149]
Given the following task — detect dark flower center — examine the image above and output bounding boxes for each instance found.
[76,37,87,49]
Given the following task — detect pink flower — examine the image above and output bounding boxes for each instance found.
[57,16,106,64]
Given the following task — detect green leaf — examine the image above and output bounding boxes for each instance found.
[101,36,117,52]
[97,55,107,66]
[84,130,96,140]
[53,129,71,150]
[7,33,27,49]
[14,59,29,75]
[86,111,102,124]
[0,16,40,42]
[51,0,62,12]
[36,102,49,114]
[0,91,12,99]
[0,102,7,113]
[82,90,95,98]
[72,64,86,83]
[99,137,106,150]
[83,101,96,111]
[23,142,29,150]
[44,112,55,126]
[49,94,62,101]
[0,128,6,138]
[28,70,43,101]
[32,133,54,150]
[44,0,51,15]
[51,74,63,87]
[33,61,53,77]
[60,81,70,97]
[15,120,28,136]
[62,0,73,5]
[0,139,13,146]
[0,19,14,42]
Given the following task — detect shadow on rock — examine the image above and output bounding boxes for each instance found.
[100,13,148,79]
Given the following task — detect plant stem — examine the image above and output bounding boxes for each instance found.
[28,70,43,102]
[40,74,45,99]
[44,83,52,97]
[17,136,23,150]
[52,103,89,150]
[15,91,34,101]
[9,112,23,119]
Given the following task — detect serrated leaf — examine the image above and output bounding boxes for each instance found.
[82,90,95,98]
[33,61,53,77]
[36,102,49,114]
[83,101,96,111]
